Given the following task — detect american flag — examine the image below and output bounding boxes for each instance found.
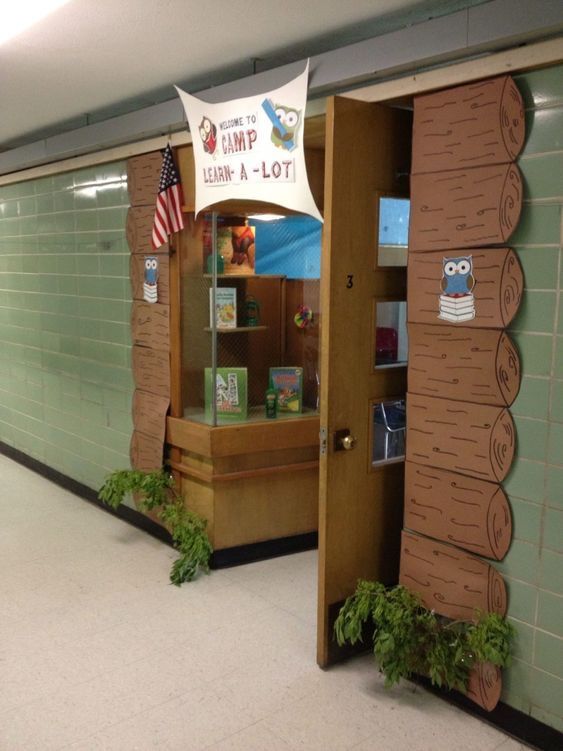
[151,144,185,249]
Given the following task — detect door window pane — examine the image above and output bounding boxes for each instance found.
[375,301,408,368]
[372,399,406,466]
[377,196,409,267]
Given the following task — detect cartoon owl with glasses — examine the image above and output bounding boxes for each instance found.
[441,256,475,297]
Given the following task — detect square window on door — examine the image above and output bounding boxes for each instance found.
[374,300,408,368]
[371,398,406,466]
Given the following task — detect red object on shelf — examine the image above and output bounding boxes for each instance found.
[376,327,398,363]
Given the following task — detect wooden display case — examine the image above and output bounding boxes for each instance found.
[166,137,324,557]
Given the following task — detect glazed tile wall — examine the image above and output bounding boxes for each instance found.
[0,162,133,490]
[499,64,563,731]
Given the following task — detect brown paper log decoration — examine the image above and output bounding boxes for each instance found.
[408,324,521,407]
[130,254,170,305]
[132,345,170,398]
[409,164,522,251]
[399,531,507,621]
[126,207,169,255]
[406,393,516,482]
[404,462,512,560]
[131,302,170,352]
[130,430,164,472]
[132,390,170,443]
[466,662,502,712]
[408,248,523,329]
[412,76,525,175]
[127,152,163,207]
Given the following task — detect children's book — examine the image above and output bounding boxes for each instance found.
[204,367,248,421]
[269,367,303,413]
[209,287,237,328]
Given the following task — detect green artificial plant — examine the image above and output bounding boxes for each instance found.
[99,469,212,586]
[334,580,514,692]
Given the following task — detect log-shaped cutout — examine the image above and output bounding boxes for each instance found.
[126,206,169,255]
[408,248,523,329]
[127,152,162,207]
[130,430,164,472]
[409,164,522,251]
[404,462,512,560]
[132,390,170,443]
[130,254,170,305]
[399,531,507,621]
[412,76,525,174]
[406,393,515,482]
[408,324,521,407]
[132,345,170,398]
[131,302,170,352]
[466,662,502,712]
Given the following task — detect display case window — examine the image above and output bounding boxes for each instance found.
[371,398,406,466]
[181,213,322,425]
[374,300,408,369]
[376,196,410,267]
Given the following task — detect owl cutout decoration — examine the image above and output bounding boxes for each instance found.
[438,255,476,323]
[263,99,301,151]
[143,256,159,304]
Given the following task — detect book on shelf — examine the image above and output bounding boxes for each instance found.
[209,287,237,328]
[269,367,303,413]
[204,367,248,421]
[203,223,256,276]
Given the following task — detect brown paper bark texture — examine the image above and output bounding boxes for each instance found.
[132,390,170,443]
[409,164,522,251]
[407,324,521,407]
[403,461,512,560]
[408,248,523,329]
[132,345,170,398]
[406,393,516,483]
[412,76,525,174]
[126,206,169,255]
[130,430,164,472]
[131,302,170,352]
[399,531,508,621]
[127,152,163,207]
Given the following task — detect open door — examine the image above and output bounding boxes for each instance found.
[317,96,412,666]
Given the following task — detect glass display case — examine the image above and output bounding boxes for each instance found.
[180,212,322,426]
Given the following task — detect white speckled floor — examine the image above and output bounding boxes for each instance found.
[0,454,532,750]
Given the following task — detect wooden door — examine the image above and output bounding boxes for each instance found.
[317,97,412,666]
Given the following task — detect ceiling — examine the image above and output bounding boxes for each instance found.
[0,0,489,151]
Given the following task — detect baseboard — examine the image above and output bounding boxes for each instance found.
[0,441,318,570]
[0,441,174,547]
[414,676,563,751]
[210,531,318,568]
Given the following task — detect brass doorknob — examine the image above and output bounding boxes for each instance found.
[340,434,357,451]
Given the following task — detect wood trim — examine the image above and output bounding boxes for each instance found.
[166,416,213,455]
[169,458,319,483]
[167,415,320,456]
[348,37,563,104]
[169,235,183,418]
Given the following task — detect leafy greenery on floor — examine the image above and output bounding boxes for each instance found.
[99,469,212,585]
[335,580,514,691]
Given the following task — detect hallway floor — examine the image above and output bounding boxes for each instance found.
[0,454,531,750]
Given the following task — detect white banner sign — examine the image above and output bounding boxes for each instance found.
[175,62,322,222]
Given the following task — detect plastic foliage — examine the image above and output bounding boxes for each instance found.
[334,580,514,692]
[99,469,212,585]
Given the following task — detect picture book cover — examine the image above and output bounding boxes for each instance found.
[209,287,237,328]
[204,367,248,421]
[269,367,303,413]
[217,225,256,275]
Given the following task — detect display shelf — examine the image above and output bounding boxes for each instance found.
[182,404,319,426]
[203,274,286,280]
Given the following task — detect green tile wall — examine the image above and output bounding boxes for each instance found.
[0,162,133,490]
[501,64,563,733]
